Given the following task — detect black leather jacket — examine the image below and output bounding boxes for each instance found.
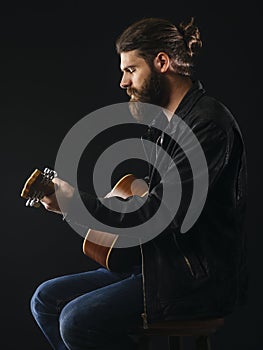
[66,80,248,325]
[140,80,248,324]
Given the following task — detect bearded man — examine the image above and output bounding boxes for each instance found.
[30,17,248,350]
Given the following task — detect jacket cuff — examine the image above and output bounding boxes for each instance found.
[63,190,97,229]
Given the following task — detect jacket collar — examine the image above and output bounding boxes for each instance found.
[141,79,205,141]
[174,79,205,120]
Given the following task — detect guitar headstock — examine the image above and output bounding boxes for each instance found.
[21,168,57,208]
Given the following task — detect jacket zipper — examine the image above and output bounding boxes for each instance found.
[173,235,195,277]
[183,255,195,277]
[139,132,151,330]
[140,241,149,329]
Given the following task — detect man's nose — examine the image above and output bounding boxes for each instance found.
[120,74,131,89]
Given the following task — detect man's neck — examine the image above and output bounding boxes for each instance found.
[163,75,192,121]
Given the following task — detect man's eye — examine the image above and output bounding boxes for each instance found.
[128,68,135,73]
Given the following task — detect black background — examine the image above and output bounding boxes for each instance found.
[1,1,261,349]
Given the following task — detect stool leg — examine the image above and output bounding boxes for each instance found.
[195,335,211,350]
[168,336,183,350]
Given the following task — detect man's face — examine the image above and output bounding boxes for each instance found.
[120,50,165,122]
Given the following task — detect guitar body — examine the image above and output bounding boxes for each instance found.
[21,169,148,272]
[83,174,149,272]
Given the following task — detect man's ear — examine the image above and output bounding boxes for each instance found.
[153,52,170,73]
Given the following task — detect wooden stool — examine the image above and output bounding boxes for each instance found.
[137,317,224,350]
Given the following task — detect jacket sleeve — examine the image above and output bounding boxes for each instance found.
[64,119,231,238]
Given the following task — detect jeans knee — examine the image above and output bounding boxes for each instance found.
[59,305,80,347]
[60,308,104,349]
[60,307,136,350]
[59,301,101,348]
[30,283,43,317]
[30,279,57,317]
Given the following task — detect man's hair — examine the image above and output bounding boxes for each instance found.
[115,17,202,77]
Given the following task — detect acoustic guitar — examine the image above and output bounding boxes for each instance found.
[21,168,148,272]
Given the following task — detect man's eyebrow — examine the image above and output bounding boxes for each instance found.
[120,65,136,72]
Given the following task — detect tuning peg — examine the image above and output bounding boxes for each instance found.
[33,201,41,208]
[43,167,58,180]
[25,197,41,208]
[26,198,35,207]
[52,170,58,178]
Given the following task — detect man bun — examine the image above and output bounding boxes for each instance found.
[179,17,202,57]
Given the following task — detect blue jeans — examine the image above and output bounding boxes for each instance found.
[30,266,143,350]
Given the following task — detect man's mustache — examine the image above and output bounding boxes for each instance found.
[127,88,148,102]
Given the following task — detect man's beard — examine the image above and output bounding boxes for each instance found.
[128,70,166,124]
